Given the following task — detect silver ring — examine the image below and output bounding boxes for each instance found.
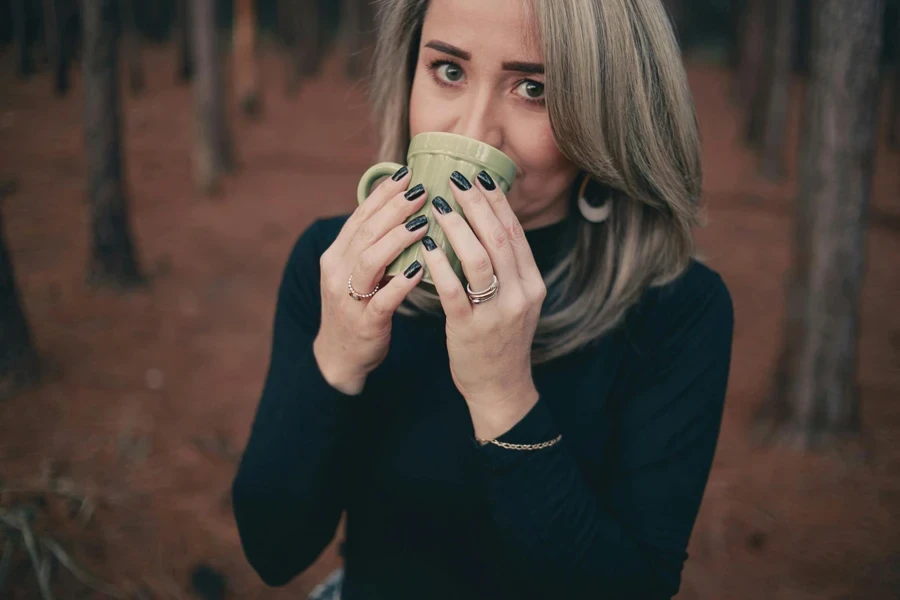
[466,274,499,304]
[348,274,380,301]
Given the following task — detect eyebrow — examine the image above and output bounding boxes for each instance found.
[501,61,544,75]
[424,40,471,60]
[424,40,545,75]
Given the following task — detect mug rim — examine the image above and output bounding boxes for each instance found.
[407,132,517,185]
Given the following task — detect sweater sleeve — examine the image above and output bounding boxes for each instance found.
[475,272,734,599]
[232,218,355,587]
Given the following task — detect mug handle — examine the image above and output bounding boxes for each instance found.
[357,162,405,205]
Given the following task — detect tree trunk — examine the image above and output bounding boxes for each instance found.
[174,0,193,81]
[760,0,885,448]
[82,0,144,287]
[734,0,766,101]
[234,0,262,116]
[341,0,374,80]
[743,0,775,148]
[758,0,795,180]
[192,0,234,194]
[0,196,41,400]
[279,0,323,94]
[890,6,900,149]
[11,0,33,79]
[120,0,145,93]
[42,0,68,95]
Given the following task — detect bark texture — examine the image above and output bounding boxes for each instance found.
[120,0,145,93]
[82,0,144,287]
[234,0,262,116]
[758,0,795,180]
[762,0,886,447]
[192,0,234,194]
[175,0,193,81]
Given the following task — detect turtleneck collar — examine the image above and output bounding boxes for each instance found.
[523,210,577,275]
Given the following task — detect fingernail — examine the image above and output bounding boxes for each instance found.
[404,183,425,201]
[405,215,428,231]
[422,236,437,251]
[476,170,496,191]
[391,165,409,181]
[450,171,472,191]
[432,196,453,215]
[404,260,423,278]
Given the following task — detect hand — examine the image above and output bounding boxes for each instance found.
[419,170,545,439]
[314,166,429,394]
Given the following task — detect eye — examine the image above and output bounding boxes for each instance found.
[515,80,545,101]
[435,62,465,84]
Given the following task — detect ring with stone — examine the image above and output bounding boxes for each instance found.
[348,274,380,301]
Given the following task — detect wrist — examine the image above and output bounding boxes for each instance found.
[468,384,539,441]
[313,336,366,396]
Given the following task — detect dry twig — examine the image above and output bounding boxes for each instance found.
[0,508,126,599]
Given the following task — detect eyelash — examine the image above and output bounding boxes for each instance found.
[426,59,546,107]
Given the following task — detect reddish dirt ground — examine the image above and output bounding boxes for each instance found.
[1,45,899,599]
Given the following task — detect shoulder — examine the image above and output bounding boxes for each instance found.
[624,260,734,358]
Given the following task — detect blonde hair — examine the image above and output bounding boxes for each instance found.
[370,0,702,364]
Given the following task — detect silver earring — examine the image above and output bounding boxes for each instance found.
[577,175,611,223]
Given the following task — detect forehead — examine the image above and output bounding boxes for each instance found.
[421,0,542,61]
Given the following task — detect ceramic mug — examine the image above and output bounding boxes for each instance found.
[356,132,517,290]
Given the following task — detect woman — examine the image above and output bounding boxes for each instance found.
[232,0,733,598]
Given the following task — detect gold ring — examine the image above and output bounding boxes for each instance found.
[348,274,379,301]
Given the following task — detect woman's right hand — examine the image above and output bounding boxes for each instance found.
[313,166,429,395]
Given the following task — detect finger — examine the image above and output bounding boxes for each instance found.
[344,182,428,260]
[418,235,472,321]
[333,165,412,255]
[473,170,542,284]
[351,214,430,294]
[448,171,520,283]
[363,258,425,325]
[430,194,501,295]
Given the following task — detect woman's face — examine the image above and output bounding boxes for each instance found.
[409,0,580,229]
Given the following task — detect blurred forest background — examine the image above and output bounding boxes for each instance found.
[1,0,899,598]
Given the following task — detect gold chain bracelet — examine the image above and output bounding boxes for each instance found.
[476,434,562,451]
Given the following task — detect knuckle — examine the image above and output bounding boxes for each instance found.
[357,225,376,247]
[356,252,376,274]
[472,252,493,274]
[489,226,508,248]
[508,296,528,316]
[467,192,486,206]
[444,285,465,304]
[367,297,392,319]
[324,274,343,297]
[506,220,526,243]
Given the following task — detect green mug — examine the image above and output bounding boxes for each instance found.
[356,132,517,290]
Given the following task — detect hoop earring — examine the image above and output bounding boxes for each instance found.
[577,175,611,223]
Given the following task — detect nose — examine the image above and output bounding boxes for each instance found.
[453,90,503,149]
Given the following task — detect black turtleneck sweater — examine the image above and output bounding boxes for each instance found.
[232,213,734,599]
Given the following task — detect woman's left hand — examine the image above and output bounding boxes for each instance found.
[419,170,546,441]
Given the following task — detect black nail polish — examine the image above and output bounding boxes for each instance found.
[432,196,453,215]
[404,183,425,201]
[405,215,428,231]
[391,165,409,181]
[450,171,472,191]
[476,170,496,191]
[404,261,423,278]
[422,236,437,251]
